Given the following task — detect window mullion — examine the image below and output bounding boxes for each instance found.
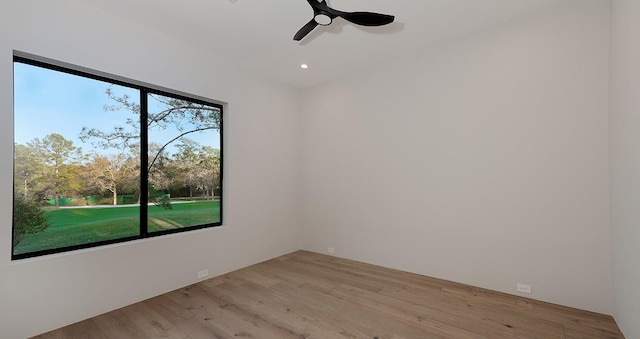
[140,89,149,237]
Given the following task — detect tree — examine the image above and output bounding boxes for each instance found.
[79,88,220,209]
[196,146,221,200]
[172,138,204,200]
[83,153,137,205]
[80,89,221,173]
[28,133,84,206]
[168,139,221,201]
[14,143,45,199]
[13,194,50,248]
[147,142,174,208]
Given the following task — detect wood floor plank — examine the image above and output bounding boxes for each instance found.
[141,293,197,326]
[267,277,435,338]
[90,309,149,338]
[332,283,516,338]
[32,250,625,339]
[207,279,350,338]
[33,318,106,339]
[116,301,190,338]
[168,283,304,338]
[328,284,487,339]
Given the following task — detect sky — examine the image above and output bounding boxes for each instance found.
[13,62,221,158]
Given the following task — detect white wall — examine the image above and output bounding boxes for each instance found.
[610,0,640,337]
[301,0,613,314]
[0,1,301,338]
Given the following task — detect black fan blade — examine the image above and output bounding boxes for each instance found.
[339,12,395,26]
[294,19,319,41]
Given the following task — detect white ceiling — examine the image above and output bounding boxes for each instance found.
[82,0,567,88]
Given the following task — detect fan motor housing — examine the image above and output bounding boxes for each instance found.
[314,13,332,25]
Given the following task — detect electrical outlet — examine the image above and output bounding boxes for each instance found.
[517,283,532,294]
[328,247,335,254]
[197,269,209,279]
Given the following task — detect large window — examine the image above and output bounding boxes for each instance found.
[12,54,223,259]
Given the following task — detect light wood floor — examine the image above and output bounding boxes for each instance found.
[34,250,624,338]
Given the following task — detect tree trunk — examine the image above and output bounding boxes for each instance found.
[112,188,117,206]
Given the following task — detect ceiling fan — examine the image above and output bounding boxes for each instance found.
[294,0,395,41]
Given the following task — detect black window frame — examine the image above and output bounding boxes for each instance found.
[12,53,223,260]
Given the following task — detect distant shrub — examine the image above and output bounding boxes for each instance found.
[13,195,50,248]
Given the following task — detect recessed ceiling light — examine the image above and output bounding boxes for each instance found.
[300,64,309,69]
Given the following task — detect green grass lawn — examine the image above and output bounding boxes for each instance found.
[13,201,220,255]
